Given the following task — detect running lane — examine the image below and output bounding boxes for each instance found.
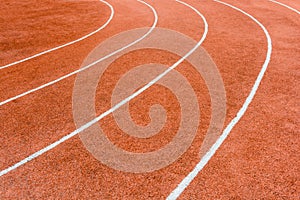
[0,0,207,199]
[0,0,113,68]
[1,0,157,198]
[0,0,114,70]
[0,1,112,102]
[173,0,299,199]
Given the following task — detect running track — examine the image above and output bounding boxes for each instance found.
[0,0,299,199]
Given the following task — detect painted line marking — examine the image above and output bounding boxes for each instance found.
[269,0,300,15]
[0,0,114,70]
[167,0,272,199]
[0,0,208,177]
[0,0,157,107]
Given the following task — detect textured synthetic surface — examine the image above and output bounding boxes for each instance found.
[0,0,299,199]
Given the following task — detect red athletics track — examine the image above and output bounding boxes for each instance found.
[0,0,299,199]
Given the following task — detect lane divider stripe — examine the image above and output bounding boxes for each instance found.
[0,0,158,177]
[269,0,300,15]
[167,1,272,199]
[0,0,114,70]
[0,0,156,107]
[0,0,208,177]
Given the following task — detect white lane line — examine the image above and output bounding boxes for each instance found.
[0,0,157,107]
[0,0,158,177]
[167,1,272,199]
[0,0,114,70]
[0,0,208,177]
[269,0,300,15]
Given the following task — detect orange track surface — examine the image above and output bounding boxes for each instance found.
[0,0,299,199]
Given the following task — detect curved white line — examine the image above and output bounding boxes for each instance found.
[269,0,300,15]
[0,0,157,107]
[0,0,208,177]
[0,0,114,70]
[0,0,158,177]
[167,1,272,199]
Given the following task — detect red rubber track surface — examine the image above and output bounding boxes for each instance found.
[0,0,299,199]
